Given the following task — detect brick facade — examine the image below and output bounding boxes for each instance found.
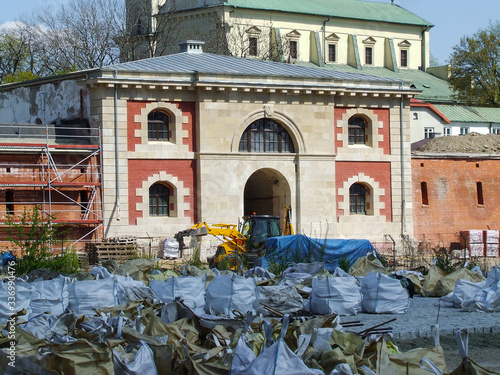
[412,157,500,250]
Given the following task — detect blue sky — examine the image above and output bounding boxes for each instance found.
[1,0,499,65]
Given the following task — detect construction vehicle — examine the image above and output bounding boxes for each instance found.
[175,207,294,269]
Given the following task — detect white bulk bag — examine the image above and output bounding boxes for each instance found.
[30,275,69,316]
[450,279,486,308]
[149,276,206,314]
[0,280,33,325]
[68,277,117,317]
[255,284,303,316]
[115,277,157,305]
[310,276,362,316]
[205,274,257,317]
[361,272,409,314]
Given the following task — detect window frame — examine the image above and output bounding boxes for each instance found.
[248,36,258,57]
[348,116,367,145]
[424,127,435,139]
[365,46,373,65]
[328,43,337,63]
[460,127,470,135]
[239,118,295,153]
[149,183,170,217]
[400,49,408,68]
[349,183,367,215]
[444,127,451,136]
[147,110,170,141]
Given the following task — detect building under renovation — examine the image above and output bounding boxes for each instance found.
[0,41,417,252]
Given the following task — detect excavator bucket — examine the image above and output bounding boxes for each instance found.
[190,227,208,236]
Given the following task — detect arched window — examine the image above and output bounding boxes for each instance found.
[348,116,366,145]
[349,183,366,214]
[239,118,295,153]
[148,110,170,141]
[149,183,170,216]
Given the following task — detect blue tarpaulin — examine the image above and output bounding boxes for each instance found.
[263,234,379,272]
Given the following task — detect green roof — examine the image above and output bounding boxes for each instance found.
[295,62,453,102]
[433,105,500,123]
[225,0,433,27]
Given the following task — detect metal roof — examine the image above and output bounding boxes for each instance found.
[433,105,492,123]
[296,61,454,102]
[102,51,405,85]
[224,0,432,27]
[432,105,500,123]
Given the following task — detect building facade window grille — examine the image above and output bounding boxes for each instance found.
[239,118,295,153]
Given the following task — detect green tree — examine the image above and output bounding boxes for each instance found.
[448,21,500,106]
[6,205,78,275]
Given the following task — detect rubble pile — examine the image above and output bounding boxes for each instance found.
[0,256,499,374]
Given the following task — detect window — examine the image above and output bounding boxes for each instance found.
[460,127,470,135]
[328,44,336,62]
[148,110,170,141]
[413,113,418,120]
[6,190,14,215]
[149,183,170,216]
[492,127,500,134]
[444,127,451,136]
[350,183,366,214]
[421,182,429,205]
[239,119,295,153]
[365,47,373,65]
[249,37,258,57]
[400,49,408,68]
[477,182,484,205]
[289,40,298,60]
[80,190,89,215]
[424,127,435,139]
[348,116,366,145]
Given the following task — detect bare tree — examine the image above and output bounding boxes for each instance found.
[122,0,182,60]
[33,0,125,71]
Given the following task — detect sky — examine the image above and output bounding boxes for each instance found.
[1,0,499,65]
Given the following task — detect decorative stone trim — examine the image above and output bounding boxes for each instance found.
[134,101,188,146]
[337,173,385,216]
[336,108,383,150]
[135,172,190,222]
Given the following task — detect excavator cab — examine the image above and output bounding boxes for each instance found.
[240,215,282,259]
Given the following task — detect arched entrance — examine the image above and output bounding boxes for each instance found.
[243,169,291,217]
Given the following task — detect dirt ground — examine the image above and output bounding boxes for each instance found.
[395,332,500,372]
[415,132,500,154]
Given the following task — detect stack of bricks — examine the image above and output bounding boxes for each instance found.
[484,230,500,258]
[460,230,484,257]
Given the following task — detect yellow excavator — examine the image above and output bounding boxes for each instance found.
[175,207,294,269]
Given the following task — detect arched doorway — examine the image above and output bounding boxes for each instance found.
[243,169,291,217]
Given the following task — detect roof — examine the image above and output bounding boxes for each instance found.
[411,99,450,124]
[433,105,500,124]
[224,0,432,27]
[295,61,454,102]
[101,51,406,85]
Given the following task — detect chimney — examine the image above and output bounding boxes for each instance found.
[178,40,205,53]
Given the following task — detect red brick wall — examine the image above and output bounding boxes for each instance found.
[372,108,391,155]
[127,159,197,225]
[335,161,392,221]
[412,157,500,249]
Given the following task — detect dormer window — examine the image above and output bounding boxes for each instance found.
[326,33,340,63]
[398,40,411,68]
[246,26,261,57]
[286,30,301,61]
[363,37,376,66]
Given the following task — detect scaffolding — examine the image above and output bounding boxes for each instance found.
[0,122,103,250]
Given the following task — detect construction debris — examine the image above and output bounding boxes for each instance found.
[1,259,500,374]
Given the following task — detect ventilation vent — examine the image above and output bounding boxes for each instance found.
[178,40,205,54]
